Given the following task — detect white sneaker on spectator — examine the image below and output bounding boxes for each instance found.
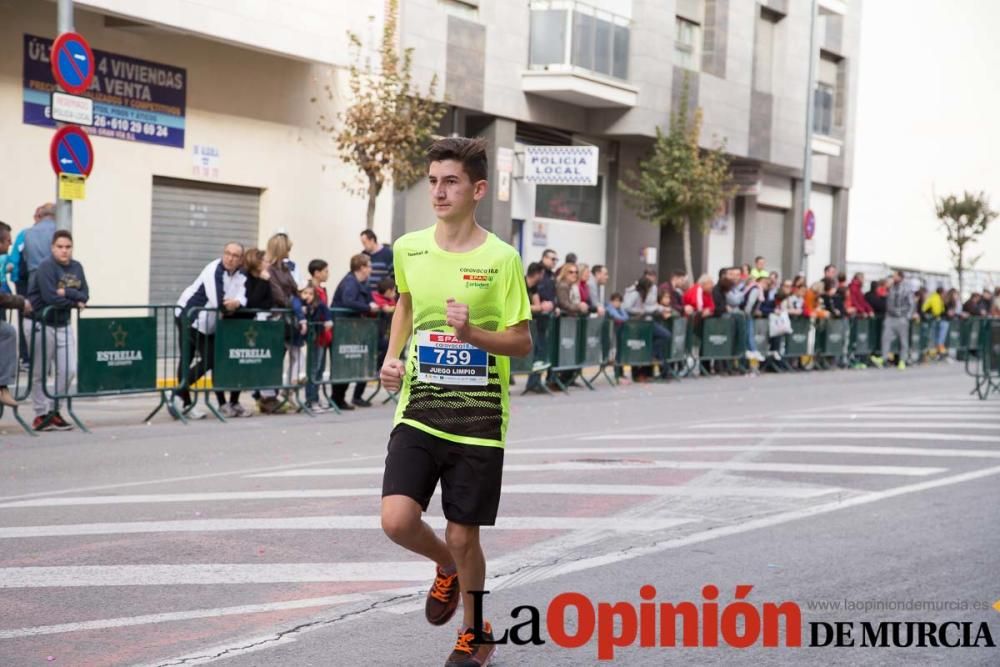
[232,403,252,418]
[531,360,551,372]
[218,403,236,418]
[184,406,207,420]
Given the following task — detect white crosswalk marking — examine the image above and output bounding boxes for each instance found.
[584,432,1000,443]
[0,563,429,588]
[0,594,370,639]
[0,515,699,539]
[0,482,840,509]
[692,421,1000,430]
[247,461,945,476]
[502,445,1000,459]
[777,413,1000,421]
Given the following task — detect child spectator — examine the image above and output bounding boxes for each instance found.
[373,277,397,312]
[302,279,333,411]
[606,292,629,325]
[820,277,844,318]
[373,276,397,369]
[683,274,715,318]
[308,259,330,307]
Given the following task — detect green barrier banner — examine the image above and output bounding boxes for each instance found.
[77,316,158,393]
[552,317,580,369]
[617,320,652,366]
[909,320,923,353]
[852,319,873,355]
[330,318,379,382]
[581,318,605,366]
[989,320,1000,372]
[820,319,848,356]
[968,319,981,351]
[701,318,735,359]
[785,318,811,356]
[752,318,769,354]
[510,319,539,373]
[948,322,961,351]
[669,317,688,361]
[213,319,285,388]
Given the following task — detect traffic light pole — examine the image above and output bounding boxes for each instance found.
[55,0,74,232]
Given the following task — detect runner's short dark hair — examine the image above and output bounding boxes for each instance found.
[427,137,489,183]
[308,259,328,275]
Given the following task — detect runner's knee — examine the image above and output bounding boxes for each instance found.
[380,497,421,541]
[445,522,479,554]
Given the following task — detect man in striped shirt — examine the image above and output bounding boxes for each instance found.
[360,229,393,292]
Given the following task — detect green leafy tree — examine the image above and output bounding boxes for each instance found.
[620,82,735,278]
[934,191,997,296]
[314,0,447,229]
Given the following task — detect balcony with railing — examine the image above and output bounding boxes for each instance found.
[523,0,638,108]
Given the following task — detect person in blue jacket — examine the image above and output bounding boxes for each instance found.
[330,253,378,410]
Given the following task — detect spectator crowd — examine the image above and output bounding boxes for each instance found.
[1,204,999,430]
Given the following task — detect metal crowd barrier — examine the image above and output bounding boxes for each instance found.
[303,308,381,414]
[22,305,179,432]
[974,318,1000,399]
[0,307,37,436]
[176,306,302,421]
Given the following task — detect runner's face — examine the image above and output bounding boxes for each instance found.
[428,160,485,222]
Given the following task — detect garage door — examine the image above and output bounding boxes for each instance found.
[149,176,260,306]
[753,205,786,276]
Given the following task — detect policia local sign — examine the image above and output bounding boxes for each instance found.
[524,145,599,186]
[23,34,187,148]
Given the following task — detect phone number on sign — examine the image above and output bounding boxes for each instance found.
[94,115,170,138]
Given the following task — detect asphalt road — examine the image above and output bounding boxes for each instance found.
[1,363,998,666]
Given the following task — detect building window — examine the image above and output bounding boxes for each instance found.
[529,9,567,68]
[528,2,630,81]
[813,53,841,135]
[535,177,603,224]
[674,17,701,70]
[753,8,782,93]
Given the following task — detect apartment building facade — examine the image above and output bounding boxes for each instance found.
[0,0,391,306]
[397,0,860,289]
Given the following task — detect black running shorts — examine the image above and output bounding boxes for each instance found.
[381,423,505,526]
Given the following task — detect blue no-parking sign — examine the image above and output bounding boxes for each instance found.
[50,32,94,95]
[49,125,94,176]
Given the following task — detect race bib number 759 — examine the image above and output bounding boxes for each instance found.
[416,331,488,386]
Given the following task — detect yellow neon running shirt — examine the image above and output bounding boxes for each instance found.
[392,225,531,448]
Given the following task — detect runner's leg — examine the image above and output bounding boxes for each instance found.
[380,495,454,567]
[445,521,484,628]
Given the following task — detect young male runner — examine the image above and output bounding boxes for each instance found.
[380,137,531,666]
